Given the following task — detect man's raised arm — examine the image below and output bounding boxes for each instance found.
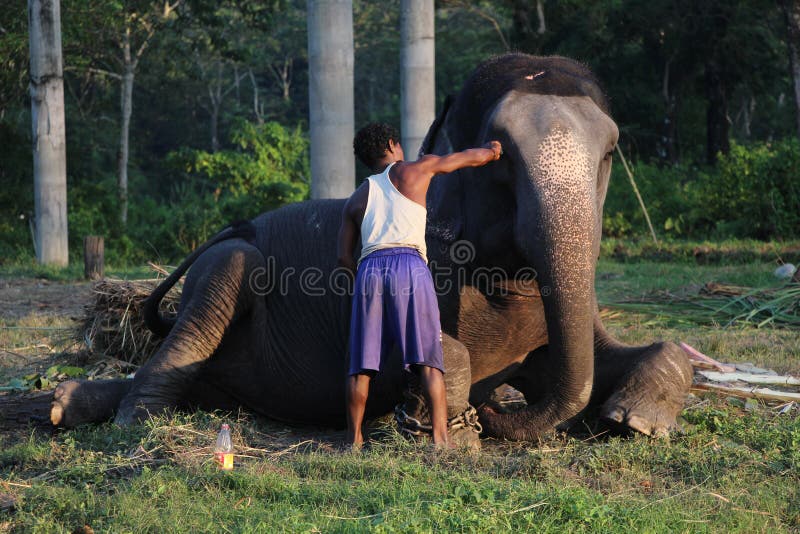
[415,141,502,176]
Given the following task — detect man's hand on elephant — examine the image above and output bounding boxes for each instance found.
[483,140,503,160]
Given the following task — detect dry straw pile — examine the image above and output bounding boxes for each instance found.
[78,277,180,366]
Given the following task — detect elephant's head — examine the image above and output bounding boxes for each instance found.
[424,54,619,440]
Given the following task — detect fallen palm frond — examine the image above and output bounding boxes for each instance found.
[712,284,800,328]
[605,281,800,328]
[77,277,180,366]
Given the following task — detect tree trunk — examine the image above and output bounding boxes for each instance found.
[308,0,354,199]
[661,59,679,163]
[209,60,222,152]
[0,390,55,429]
[234,64,240,104]
[281,58,292,101]
[118,59,134,226]
[248,68,265,124]
[83,235,104,280]
[782,0,800,139]
[509,0,535,52]
[400,0,435,159]
[704,61,730,165]
[536,0,546,34]
[210,103,219,152]
[28,0,68,266]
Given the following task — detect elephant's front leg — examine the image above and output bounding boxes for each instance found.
[591,315,694,437]
[115,241,265,425]
[399,334,481,447]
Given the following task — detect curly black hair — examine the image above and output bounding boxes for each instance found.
[353,123,400,170]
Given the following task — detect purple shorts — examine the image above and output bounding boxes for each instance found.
[348,247,444,376]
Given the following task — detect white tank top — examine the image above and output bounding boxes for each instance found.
[359,162,428,264]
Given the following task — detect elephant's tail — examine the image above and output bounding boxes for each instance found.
[142,220,257,337]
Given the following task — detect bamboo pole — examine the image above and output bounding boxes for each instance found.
[615,144,659,247]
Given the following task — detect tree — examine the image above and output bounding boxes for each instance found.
[176,1,284,150]
[400,0,435,158]
[0,6,29,120]
[28,0,68,265]
[65,1,183,225]
[352,0,399,130]
[115,1,182,225]
[308,0,354,198]
[782,0,800,140]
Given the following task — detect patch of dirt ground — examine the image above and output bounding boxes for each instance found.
[0,277,91,320]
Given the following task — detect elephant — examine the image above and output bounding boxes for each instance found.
[49,53,693,443]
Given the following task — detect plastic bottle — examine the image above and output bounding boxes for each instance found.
[215,423,234,470]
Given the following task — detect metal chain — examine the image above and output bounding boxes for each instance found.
[447,405,483,434]
[394,404,433,437]
[394,404,483,437]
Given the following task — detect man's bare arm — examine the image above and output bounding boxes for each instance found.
[336,182,369,275]
[415,141,502,176]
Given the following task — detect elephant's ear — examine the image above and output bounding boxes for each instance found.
[418,94,455,158]
[424,95,463,248]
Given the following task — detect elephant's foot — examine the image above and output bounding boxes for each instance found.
[446,405,482,449]
[51,379,132,428]
[599,342,693,437]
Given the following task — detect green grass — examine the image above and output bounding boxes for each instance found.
[595,259,800,374]
[600,238,800,265]
[596,259,781,301]
[0,261,157,282]
[1,255,799,532]
[1,406,797,532]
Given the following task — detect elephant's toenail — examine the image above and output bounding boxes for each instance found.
[626,415,652,436]
[603,407,625,423]
[50,403,64,426]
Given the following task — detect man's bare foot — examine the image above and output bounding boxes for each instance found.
[432,432,453,449]
[433,433,460,450]
[337,439,366,453]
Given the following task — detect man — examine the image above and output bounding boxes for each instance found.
[338,122,502,448]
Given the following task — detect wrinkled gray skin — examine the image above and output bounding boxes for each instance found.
[52,54,693,442]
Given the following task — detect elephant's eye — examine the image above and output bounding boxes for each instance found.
[604,146,616,160]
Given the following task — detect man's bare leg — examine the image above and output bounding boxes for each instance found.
[346,373,372,448]
[417,365,450,446]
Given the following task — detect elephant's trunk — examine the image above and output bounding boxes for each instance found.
[486,125,598,440]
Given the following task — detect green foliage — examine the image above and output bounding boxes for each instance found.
[604,161,700,239]
[0,119,37,263]
[172,120,309,214]
[603,139,800,240]
[3,0,800,267]
[100,120,309,262]
[0,365,86,392]
[700,139,800,239]
[159,120,309,254]
[0,4,29,116]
